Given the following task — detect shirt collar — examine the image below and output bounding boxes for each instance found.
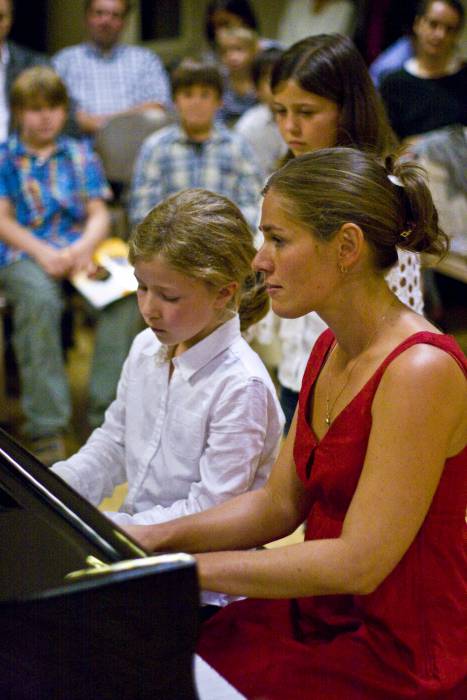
[176,121,230,145]
[10,133,69,158]
[143,314,241,379]
[85,41,123,59]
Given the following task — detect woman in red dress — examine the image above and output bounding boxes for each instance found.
[126,147,466,699]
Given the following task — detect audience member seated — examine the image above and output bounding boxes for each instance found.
[253,34,424,433]
[52,0,171,138]
[0,0,49,142]
[129,59,264,232]
[53,188,284,613]
[369,34,415,87]
[202,0,278,65]
[379,0,466,141]
[235,47,287,176]
[0,67,142,464]
[215,26,259,127]
[277,0,356,48]
[124,147,466,700]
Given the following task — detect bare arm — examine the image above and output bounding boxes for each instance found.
[194,345,466,598]
[128,345,466,599]
[65,198,110,274]
[0,197,71,277]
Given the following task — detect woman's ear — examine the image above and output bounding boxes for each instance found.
[214,281,239,309]
[336,222,365,272]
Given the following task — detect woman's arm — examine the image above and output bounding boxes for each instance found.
[194,344,466,598]
[129,344,465,599]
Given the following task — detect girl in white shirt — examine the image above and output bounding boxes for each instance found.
[53,188,284,529]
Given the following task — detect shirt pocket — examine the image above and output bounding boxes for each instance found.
[167,407,206,461]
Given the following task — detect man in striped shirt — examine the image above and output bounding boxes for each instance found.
[53,0,171,137]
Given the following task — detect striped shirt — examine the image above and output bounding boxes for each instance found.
[52,42,171,116]
[0,134,111,268]
[129,123,264,230]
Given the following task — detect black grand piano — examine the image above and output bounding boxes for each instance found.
[0,428,200,699]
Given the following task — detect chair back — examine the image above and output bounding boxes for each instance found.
[94,109,173,186]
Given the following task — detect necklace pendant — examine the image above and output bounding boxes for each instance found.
[325,416,331,426]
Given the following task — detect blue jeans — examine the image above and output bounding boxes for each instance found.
[0,259,142,437]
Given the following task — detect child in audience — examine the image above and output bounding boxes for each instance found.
[53,188,283,539]
[0,66,141,464]
[235,47,287,175]
[256,34,424,432]
[129,59,263,231]
[216,26,259,126]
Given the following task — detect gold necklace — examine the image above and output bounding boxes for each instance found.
[324,301,394,427]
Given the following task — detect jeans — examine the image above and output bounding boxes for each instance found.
[0,259,142,437]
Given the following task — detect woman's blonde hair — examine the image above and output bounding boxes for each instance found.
[129,188,269,331]
[264,147,449,270]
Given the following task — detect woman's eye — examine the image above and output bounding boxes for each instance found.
[162,295,180,302]
[272,235,285,247]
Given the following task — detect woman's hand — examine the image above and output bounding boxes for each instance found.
[123,524,160,551]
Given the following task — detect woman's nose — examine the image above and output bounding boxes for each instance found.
[252,244,272,273]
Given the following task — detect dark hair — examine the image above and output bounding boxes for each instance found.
[10,66,69,126]
[416,0,465,29]
[205,0,258,45]
[251,47,283,89]
[271,34,398,157]
[171,59,224,98]
[84,0,133,15]
[263,147,448,270]
[129,189,269,332]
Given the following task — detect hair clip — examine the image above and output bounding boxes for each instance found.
[400,229,411,239]
[388,174,404,187]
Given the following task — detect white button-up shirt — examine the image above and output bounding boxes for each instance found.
[53,316,283,526]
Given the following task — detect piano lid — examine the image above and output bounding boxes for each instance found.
[0,427,147,600]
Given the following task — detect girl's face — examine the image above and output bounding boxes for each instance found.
[272,80,340,156]
[134,255,230,354]
[218,35,255,72]
[254,190,338,319]
[18,103,67,150]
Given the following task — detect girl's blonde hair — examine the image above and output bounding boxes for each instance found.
[129,188,269,331]
[264,147,449,270]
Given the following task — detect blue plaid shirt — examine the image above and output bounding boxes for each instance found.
[52,42,171,115]
[129,123,264,230]
[0,134,111,268]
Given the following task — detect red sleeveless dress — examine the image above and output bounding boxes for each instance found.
[197,331,467,699]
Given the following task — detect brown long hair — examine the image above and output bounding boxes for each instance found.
[271,34,398,159]
[264,148,448,270]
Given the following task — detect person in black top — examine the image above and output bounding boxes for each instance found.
[379,0,466,141]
